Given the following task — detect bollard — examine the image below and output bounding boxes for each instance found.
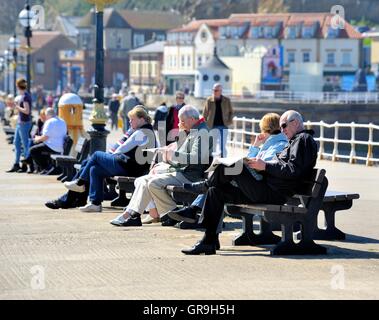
[58,93,84,146]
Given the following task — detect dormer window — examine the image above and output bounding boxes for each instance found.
[285,25,300,39]
[219,23,248,39]
[326,27,339,38]
[250,26,264,38]
[302,25,316,38]
[264,26,273,38]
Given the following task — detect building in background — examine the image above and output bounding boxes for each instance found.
[129,40,165,94]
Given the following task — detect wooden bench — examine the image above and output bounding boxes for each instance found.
[51,137,89,182]
[166,169,358,255]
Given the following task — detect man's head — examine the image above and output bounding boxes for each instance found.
[212,83,222,99]
[178,105,200,131]
[175,91,185,105]
[279,110,304,140]
[45,107,56,120]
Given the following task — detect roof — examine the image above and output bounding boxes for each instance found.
[119,10,184,31]
[19,31,75,52]
[129,41,165,54]
[200,49,230,70]
[54,16,81,37]
[170,19,230,33]
[77,8,131,28]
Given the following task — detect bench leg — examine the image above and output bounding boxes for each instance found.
[110,191,130,207]
[233,214,281,246]
[313,201,351,240]
[271,222,327,256]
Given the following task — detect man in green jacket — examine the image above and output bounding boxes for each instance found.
[203,83,234,157]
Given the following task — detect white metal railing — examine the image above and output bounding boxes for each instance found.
[202,90,379,104]
[228,117,379,166]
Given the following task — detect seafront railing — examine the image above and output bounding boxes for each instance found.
[229,117,379,166]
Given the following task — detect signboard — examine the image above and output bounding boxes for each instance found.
[261,45,283,84]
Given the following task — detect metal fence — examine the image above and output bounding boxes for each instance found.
[229,117,379,166]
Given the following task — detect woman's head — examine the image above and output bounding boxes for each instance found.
[39,108,47,122]
[16,78,27,91]
[259,113,281,134]
[128,105,152,130]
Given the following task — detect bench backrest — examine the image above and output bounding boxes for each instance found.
[294,168,327,208]
[76,138,90,163]
[63,135,73,156]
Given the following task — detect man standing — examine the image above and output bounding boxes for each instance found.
[120,90,140,132]
[203,83,233,157]
[29,108,67,173]
[163,91,186,146]
[182,110,318,255]
[108,93,120,130]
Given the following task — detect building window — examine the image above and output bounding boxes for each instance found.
[303,52,310,62]
[203,74,209,81]
[302,26,315,38]
[181,55,185,68]
[133,33,145,48]
[173,56,177,68]
[327,52,335,65]
[214,75,220,82]
[197,55,202,67]
[36,60,45,75]
[225,75,230,82]
[285,26,297,39]
[187,55,191,68]
[326,27,339,39]
[342,51,351,65]
[264,26,273,38]
[287,52,295,65]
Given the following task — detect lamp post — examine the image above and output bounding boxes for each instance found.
[0,57,4,92]
[9,34,21,96]
[4,50,12,94]
[18,0,37,93]
[84,0,119,154]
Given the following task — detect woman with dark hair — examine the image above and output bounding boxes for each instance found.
[6,78,33,173]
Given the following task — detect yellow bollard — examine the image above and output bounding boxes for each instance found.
[58,93,84,146]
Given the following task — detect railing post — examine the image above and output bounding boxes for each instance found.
[233,117,238,149]
[332,121,339,162]
[349,122,356,164]
[241,117,246,149]
[366,123,374,166]
[318,121,325,160]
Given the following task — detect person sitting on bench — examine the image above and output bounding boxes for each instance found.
[167,112,288,225]
[181,110,318,255]
[28,107,67,174]
[64,106,157,213]
[110,104,213,227]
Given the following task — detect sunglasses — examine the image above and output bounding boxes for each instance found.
[280,119,295,130]
[176,96,184,99]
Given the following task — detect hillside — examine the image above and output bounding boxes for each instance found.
[0,0,378,35]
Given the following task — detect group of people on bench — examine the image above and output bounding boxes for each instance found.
[5,78,67,175]
[44,99,318,255]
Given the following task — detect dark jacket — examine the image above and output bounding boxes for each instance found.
[203,95,233,128]
[165,103,185,144]
[265,130,318,197]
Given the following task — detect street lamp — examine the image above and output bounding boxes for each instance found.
[18,0,37,93]
[84,0,119,154]
[8,34,21,96]
[3,49,13,94]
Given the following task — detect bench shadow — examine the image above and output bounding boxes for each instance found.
[217,245,379,259]
[343,234,379,244]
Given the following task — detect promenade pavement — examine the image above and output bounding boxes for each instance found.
[0,120,378,300]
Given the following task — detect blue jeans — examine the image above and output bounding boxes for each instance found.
[192,194,205,208]
[213,125,228,157]
[14,121,32,164]
[79,151,128,205]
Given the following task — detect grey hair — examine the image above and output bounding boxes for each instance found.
[45,107,56,117]
[178,104,200,120]
[213,83,222,90]
[282,110,304,128]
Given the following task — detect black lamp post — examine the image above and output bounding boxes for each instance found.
[84,0,119,154]
[9,34,20,96]
[4,50,12,94]
[18,0,36,93]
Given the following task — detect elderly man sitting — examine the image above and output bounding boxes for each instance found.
[28,107,67,173]
[110,104,213,227]
[181,110,318,255]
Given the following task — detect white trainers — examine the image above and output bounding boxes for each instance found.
[64,180,86,193]
[79,203,102,213]
[141,215,161,224]
[110,213,127,226]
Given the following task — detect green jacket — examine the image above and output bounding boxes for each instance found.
[168,121,213,182]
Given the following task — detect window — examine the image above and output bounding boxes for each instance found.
[214,75,220,82]
[133,33,145,48]
[287,52,295,65]
[285,26,297,39]
[303,52,310,62]
[173,56,177,68]
[327,52,335,65]
[342,52,351,65]
[36,60,45,74]
[203,74,209,81]
[225,75,230,82]
[156,33,165,41]
[181,55,185,68]
[326,27,339,39]
[187,55,191,68]
[264,26,273,38]
[302,26,315,38]
[197,55,202,67]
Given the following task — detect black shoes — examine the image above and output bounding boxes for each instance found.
[181,240,217,255]
[45,200,64,210]
[183,181,208,194]
[168,206,199,224]
[121,215,142,227]
[161,217,178,227]
[6,163,20,173]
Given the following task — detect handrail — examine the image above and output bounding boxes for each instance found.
[229,117,379,166]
